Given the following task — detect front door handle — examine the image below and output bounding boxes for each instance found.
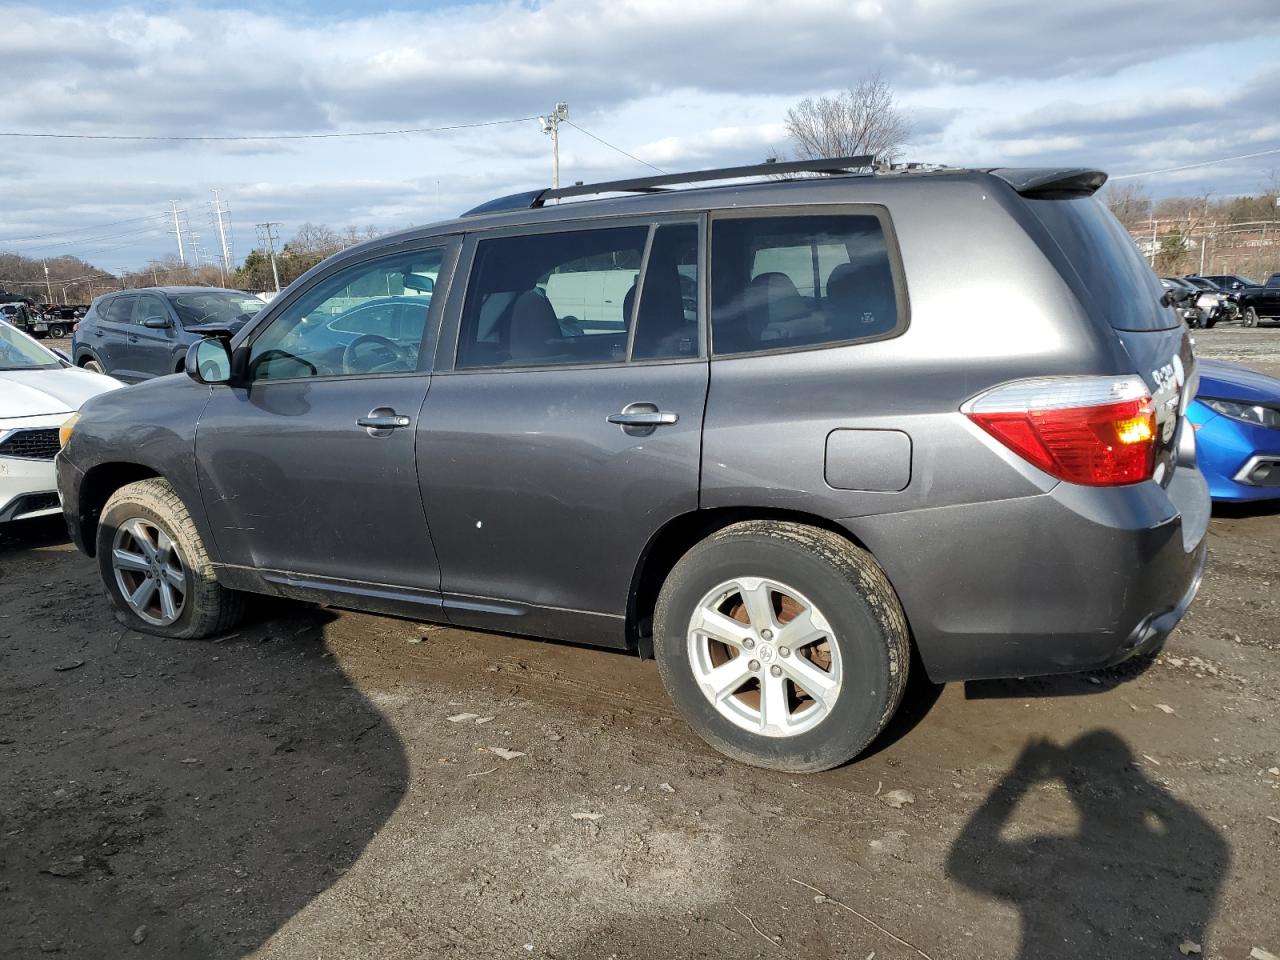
[357,407,411,436]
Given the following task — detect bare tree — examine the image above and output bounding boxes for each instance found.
[782,74,911,164]
[1101,181,1152,229]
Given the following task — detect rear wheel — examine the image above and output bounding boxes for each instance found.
[96,478,245,639]
[653,521,910,772]
[1244,307,1259,327]
[48,323,66,338]
[81,357,105,374]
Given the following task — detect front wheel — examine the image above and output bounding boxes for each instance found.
[1243,307,1259,327]
[653,521,910,772]
[96,478,245,639]
[81,358,105,374]
[48,324,66,338]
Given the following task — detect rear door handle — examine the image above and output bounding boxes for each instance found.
[357,407,411,435]
[607,411,679,426]
[608,402,679,432]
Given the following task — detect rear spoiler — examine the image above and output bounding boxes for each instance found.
[987,168,1108,199]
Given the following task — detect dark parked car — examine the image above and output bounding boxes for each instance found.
[71,287,265,381]
[58,158,1209,772]
[1181,275,1237,324]
[1235,273,1280,327]
[1160,277,1207,327]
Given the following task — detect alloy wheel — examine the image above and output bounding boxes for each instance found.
[111,517,187,626]
[686,577,843,737]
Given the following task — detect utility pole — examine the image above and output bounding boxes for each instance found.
[42,261,52,303]
[539,102,569,189]
[210,189,232,278]
[256,221,283,292]
[170,201,186,266]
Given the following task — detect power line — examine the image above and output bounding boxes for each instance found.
[0,213,169,245]
[563,119,666,174]
[1112,144,1280,181]
[0,116,540,142]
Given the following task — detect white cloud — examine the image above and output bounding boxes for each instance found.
[0,0,1276,267]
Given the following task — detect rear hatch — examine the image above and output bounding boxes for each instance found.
[1006,179,1192,488]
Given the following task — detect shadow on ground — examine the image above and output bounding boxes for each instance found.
[947,731,1230,959]
[0,517,408,958]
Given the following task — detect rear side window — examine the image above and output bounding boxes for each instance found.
[1024,196,1174,332]
[710,214,900,356]
[104,295,136,324]
[457,226,648,369]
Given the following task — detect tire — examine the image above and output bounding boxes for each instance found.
[1244,307,1259,328]
[81,357,105,374]
[653,521,910,773]
[1205,317,1217,329]
[96,478,245,640]
[49,324,65,338]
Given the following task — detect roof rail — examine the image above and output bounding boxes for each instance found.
[461,155,875,217]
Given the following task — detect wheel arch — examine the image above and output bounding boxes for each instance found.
[75,462,162,556]
[626,507,881,656]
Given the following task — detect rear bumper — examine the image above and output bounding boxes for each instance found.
[842,464,1211,683]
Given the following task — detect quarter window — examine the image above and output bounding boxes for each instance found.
[710,214,900,355]
[457,226,648,369]
[247,249,444,381]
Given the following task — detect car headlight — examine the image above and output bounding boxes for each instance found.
[1201,398,1280,429]
[58,412,80,448]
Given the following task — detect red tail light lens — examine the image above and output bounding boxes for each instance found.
[964,377,1157,486]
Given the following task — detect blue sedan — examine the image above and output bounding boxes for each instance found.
[1187,359,1280,501]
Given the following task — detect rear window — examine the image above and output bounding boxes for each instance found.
[1024,196,1175,332]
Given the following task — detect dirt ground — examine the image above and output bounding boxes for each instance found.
[2,329,1278,960]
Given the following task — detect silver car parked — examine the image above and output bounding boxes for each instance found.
[58,157,1208,771]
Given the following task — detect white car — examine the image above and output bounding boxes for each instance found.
[0,320,121,524]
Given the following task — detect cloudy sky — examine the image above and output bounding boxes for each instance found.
[1,0,1278,272]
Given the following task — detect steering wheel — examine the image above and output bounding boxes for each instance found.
[342,334,409,374]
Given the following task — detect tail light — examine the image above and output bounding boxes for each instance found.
[963,376,1157,486]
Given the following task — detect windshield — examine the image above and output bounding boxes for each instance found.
[0,320,59,370]
[167,292,264,327]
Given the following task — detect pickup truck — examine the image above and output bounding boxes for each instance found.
[1238,273,1280,327]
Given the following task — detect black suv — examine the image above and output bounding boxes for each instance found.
[58,158,1209,771]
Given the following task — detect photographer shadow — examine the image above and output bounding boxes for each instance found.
[947,731,1229,959]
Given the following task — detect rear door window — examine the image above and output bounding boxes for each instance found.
[104,295,136,325]
[710,213,901,355]
[457,226,648,369]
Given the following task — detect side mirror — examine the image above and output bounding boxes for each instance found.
[52,348,72,366]
[1159,290,1174,308]
[142,316,172,329]
[186,337,233,384]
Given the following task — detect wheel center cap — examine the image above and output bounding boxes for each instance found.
[757,642,776,663]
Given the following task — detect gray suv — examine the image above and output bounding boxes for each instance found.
[57,157,1209,772]
[72,286,264,382]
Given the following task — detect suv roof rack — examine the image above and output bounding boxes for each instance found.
[462,154,876,217]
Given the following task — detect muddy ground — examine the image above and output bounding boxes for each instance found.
[2,328,1278,960]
